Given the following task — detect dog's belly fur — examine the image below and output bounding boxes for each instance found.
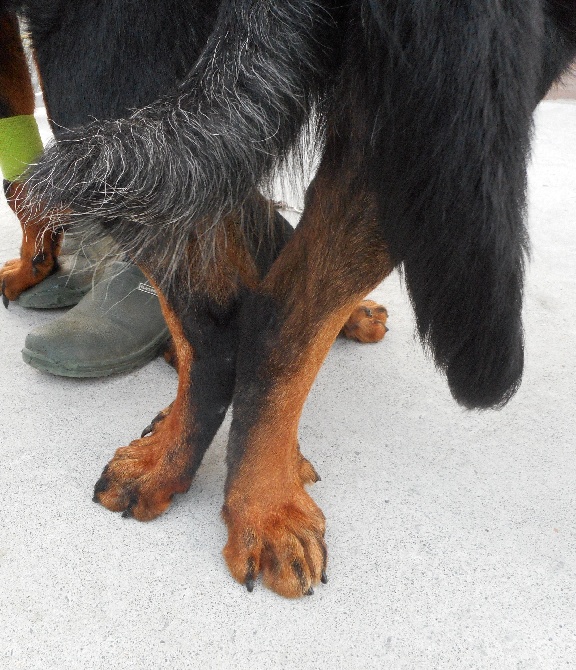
[2,0,576,597]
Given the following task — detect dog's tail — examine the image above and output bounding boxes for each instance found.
[361,0,557,409]
[24,1,336,275]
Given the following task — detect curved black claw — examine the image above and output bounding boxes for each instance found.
[140,407,170,438]
[321,570,328,585]
[245,558,256,593]
[121,492,139,519]
[2,281,8,309]
[305,587,314,596]
[291,560,309,595]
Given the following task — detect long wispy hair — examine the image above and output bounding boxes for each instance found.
[23,0,336,279]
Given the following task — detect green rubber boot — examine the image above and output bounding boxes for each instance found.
[22,262,169,377]
[16,233,115,309]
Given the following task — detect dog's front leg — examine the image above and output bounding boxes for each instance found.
[92,283,238,520]
[92,223,261,521]
[222,140,394,598]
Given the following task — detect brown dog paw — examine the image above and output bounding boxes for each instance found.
[341,299,388,343]
[0,253,56,303]
[93,410,191,521]
[1,182,61,304]
[222,485,327,598]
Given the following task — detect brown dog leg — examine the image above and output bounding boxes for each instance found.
[222,137,395,597]
[92,283,200,520]
[1,181,63,303]
[0,12,34,119]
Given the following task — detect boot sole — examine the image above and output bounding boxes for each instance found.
[16,265,108,309]
[22,329,170,378]
[17,285,92,309]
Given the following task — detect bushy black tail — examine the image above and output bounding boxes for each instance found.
[359,0,574,409]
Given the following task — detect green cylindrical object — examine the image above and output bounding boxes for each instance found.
[0,114,43,181]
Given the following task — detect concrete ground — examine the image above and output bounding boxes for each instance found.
[1,100,575,669]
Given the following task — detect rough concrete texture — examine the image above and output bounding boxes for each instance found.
[0,101,575,669]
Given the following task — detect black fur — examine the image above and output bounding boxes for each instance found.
[348,2,541,408]
[17,0,218,128]
[5,0,576,410]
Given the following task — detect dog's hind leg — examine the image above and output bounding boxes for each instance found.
[222,137,394,598]
[93,197,287,521]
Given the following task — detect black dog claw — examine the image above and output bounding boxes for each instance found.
[122,493,138,518]
[321,570,328,584]
[245,558,256,592]
[141,408,169,438]
[305,587,314,596]
[2,281,8,309]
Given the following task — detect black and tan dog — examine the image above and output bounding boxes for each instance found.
[1,1,575,597]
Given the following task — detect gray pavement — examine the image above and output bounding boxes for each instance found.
[1,101,575,669]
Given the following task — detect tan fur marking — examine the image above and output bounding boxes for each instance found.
[184,214,260,304]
